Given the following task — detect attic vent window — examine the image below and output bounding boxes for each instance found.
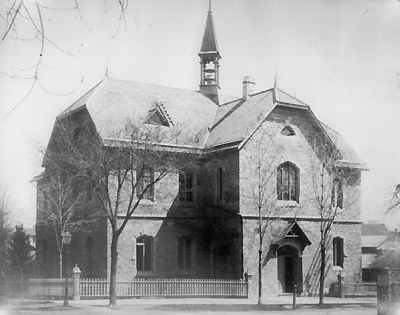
[144,102,174,127]
[281,125,295,136]
[73,128,81,140]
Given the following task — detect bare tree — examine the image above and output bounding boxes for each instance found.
[35,171,100,278]
[308,131,362,304]
[42,109,204,307]
[386,183,400,225]
[242,126,288,304]
[0,180,19,278]
[369,229,400,270]
[0,0,129,124]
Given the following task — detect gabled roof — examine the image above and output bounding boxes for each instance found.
[206,86,366,168]
[272,221,312,252]
[319,121,368,170]
[207,90,275,147]
[207,86,312,147]
[57,77,217,148]
[55,77,366,169]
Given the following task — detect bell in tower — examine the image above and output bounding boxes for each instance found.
[198,2,221,105]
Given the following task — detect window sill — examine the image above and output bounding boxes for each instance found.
[276,200,299,207]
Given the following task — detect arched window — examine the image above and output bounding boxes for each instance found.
[333,237,344,268]
[136,236,153,272]
[216,167,223,201]
[277,162,300,202]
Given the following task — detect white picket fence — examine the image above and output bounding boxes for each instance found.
[0,278,248,300]
[330,281,377,297]
[79,278,248,299]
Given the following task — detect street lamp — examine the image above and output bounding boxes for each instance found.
[62,231,72,307]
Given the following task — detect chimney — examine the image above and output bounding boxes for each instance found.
[242,76,255,100]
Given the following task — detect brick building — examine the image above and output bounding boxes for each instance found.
[35,7,367,296]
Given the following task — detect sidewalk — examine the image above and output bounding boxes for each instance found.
[39,295,377,307]
[1,295,377,313]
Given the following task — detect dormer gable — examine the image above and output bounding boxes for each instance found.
[144,102,174,127]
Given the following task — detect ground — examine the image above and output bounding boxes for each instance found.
[0,299,378,315]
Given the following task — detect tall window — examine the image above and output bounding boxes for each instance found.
[136,236,153,272]
[179,171,194,202]
[333,237,344,268]
[332,178,343,208]
[136,169,155,201]
[86,237,94,271]
[277,162,299,202]
[178,237,192,270]
[216,167,223,201]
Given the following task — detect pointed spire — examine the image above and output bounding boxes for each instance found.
[198,3,221,104]
[200,2,220,56]
[274,70,278,88]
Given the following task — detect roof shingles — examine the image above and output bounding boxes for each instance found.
[58,77,366,167]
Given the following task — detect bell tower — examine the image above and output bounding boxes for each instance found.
[198,1,221,105]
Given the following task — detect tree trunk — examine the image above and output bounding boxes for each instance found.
[258,248,262,304]
[258,206,263,305]
[109,231,119,307]
[319,233,325,305]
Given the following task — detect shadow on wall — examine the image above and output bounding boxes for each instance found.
[304,236,331,296]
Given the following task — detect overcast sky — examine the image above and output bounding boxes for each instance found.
[0,0,399,228]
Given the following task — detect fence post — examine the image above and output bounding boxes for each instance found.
[337,273,345,298]
[292,284,297,309]
[73,264,81,300]
[244,271,253,298]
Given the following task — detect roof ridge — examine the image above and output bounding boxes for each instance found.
[57,78,106,119]
[275,87,309,107]
[209,99,245,132]
[251,88,274,98]
[106,76,202,94]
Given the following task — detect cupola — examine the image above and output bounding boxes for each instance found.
[198,2,221,105]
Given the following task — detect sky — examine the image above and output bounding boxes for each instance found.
[0,0,399,228]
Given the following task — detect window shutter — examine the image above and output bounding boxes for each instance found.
[339,238,344,268]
